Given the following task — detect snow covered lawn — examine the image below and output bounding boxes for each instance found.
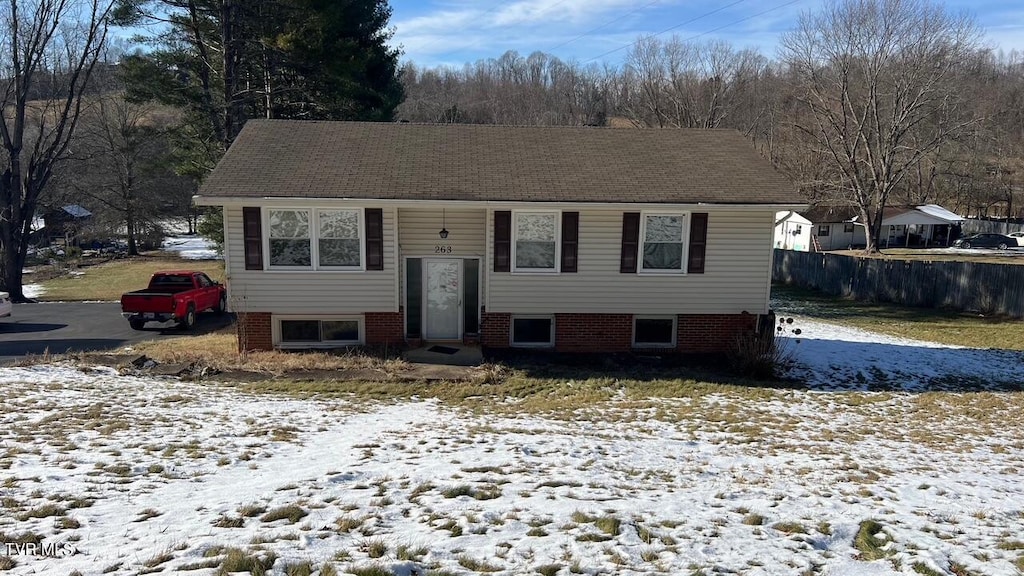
[2,359,1024,576]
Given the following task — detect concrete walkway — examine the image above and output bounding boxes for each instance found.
[403,343,483,367]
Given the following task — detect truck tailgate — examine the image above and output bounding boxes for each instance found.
[121,293,177,314]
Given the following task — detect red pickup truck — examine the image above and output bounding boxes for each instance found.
[121,271,227,330]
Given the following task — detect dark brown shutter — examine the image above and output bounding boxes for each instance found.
[494,211,511,272]
[365,208,384,270]
[242,207,263,270]
[688,212,708,274]
[560,211,579,273]
[620,212,640,273]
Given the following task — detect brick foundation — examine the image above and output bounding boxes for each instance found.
[365,310,404,345]
[480,311,759,354]
[481,311,511,348]
[555,313,633,353]
[236,312,272,352]
[677,313,757,353]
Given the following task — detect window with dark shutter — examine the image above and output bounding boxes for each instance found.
[242,207,263,270]
[561,212,579,273]
[365,208,384,270]
[687,212,708,274]
[620,212,640,273]
[494,211,511,272]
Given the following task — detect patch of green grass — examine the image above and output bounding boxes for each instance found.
[594,516,621,536]
[771,521,807,534]
[213,515,245,528]
[743,513,765,526]
[535,563,562,576]
[36,257,225,302]
[773,284,1024,351]
[440,483,501,500]
[260,505,307,524]
[217,548,277,576]
[996,540,1024,550]
[17,503,65,520]
[395,544,427,562]
[853,520,891,561]
[457,554,502,572]
[142,549,175,568]
[911,562,943,576]
[365,538,388,558]
[135,508,162,522]
[237,503,266,518]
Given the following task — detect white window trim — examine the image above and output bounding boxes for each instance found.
[317,208,366,271]
[510,315,555,348]
[273,315,364,348]
[511,210,561,274]
[632,315,677,348]
[264,207,366,271]
[638,211,689,275]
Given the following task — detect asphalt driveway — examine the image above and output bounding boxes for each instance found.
[0,302,234,364]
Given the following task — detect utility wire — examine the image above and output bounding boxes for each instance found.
[584,0,803,64]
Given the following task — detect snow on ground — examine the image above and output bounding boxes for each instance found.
[21,284,45,299]
[1,337,1024,576]
[782,317,1024,391]
[161,235,219,260]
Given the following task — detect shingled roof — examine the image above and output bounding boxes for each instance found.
[197,120,799,205]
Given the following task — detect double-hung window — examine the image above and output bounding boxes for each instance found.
[268,209,312,267]
[513,212,559,272]
[318,209,362,268]
[641,213,686,273]
[266,208,364,270]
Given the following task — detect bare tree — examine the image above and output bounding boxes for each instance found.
[0,0,114,300]
[780,0,981,252]
[71,92,190,255]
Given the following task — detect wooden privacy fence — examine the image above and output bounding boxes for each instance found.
[773,249,1024,318]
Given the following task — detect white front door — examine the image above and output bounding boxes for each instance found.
[424,259,461,340]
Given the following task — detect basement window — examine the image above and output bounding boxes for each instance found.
[633,317,676,348]
[278,317,361,347]
[511,316,554,347]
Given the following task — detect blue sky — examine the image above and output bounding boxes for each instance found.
[387,0,1024,69]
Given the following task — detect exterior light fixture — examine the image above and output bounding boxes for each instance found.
[439,208,449,239]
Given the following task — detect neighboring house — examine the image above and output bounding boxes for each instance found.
[195,120,803,354]
[803,204,962,250]
[41,205,93,245]
[774,211,812,252]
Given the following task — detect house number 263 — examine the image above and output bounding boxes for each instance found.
[434,245,452,254]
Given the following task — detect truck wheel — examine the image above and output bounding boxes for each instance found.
[129,320,146,331]
[215,294,227,315]
[179,305,197,331]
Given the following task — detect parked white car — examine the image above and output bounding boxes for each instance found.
[0,291,11,319]
[1008,231,1024,247]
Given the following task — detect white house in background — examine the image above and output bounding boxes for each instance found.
[774,211,812,252]
[803,204,963,251]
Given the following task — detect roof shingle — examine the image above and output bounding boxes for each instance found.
[197,120,799,205]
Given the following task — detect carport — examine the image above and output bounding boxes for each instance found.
[850,204,964,248]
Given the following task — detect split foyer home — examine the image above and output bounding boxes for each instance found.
[195,120,803,354]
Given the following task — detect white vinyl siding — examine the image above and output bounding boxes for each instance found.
[488,208,773,315]
[398,208,486,257]
[224,205,397,313]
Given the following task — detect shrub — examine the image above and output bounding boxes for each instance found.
[731,316,801,378]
